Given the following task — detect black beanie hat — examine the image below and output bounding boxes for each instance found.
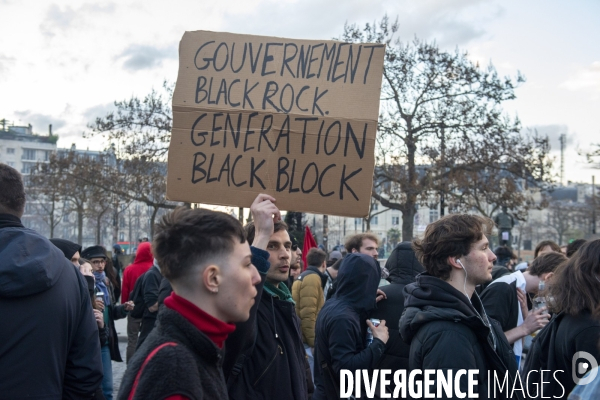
[50,238,82,260]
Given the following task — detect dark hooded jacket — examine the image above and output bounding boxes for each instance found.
[0,214,103,399]
[370,241,424,371]
[399,273,522,400]
[313,253,385,400]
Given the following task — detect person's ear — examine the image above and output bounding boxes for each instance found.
[541,272,554,282]
[447,256,463,270]
[351,248,358,253]
[203,265,221,294]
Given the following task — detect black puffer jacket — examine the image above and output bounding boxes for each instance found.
[0,214,103,399]
[399,273,522,400]
[523,311,600,398]
[370,242,424,371]
[313,253,385,400]
[117,305,228,400]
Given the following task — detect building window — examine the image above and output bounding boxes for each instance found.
[429,209,439,223]
[372,216,379,225]
[119,218,125,228]
[22,149,36,160]
[43,151,49,161]
[119,232,125,241]
[392,216,400,225]
[7,148,15,154]
[63,214,70,223]
[21,162,35,174]
[372,203,378,211]
[7,162,14,167]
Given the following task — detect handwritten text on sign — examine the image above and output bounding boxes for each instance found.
[167,31,385,217]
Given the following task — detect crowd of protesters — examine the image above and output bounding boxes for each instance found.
[1,162,600,400]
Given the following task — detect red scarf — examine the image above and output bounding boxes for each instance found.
[164,292,235,348]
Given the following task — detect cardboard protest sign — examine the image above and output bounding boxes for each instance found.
[167,30,385,217]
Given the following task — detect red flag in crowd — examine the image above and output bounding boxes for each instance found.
[302,225,318,270]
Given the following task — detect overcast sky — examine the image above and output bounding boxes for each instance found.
[1,0,599,184]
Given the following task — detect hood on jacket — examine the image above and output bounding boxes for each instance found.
[50,238,82,260]
[133,242,153,265]
[333,253,381,314]
[385,241,424,285]
[0,227,68,297]
[399,273,493,344]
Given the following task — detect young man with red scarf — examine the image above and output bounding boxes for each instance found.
[118,194,279,400]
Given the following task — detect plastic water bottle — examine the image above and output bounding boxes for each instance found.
[533,280,546,310]
[366,318,380,346]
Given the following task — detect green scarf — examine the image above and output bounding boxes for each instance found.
[264,281,295,304]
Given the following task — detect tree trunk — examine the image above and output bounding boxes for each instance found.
[365,218,371,232]
[49,201,56,239]
[238,207,244,223]
[77,208,83,245]
[401,206,417,242]
[150,206,159,239]
[96,214,102,245]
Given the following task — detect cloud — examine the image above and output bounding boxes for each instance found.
[561,61,600,93]
[83,102,117,123]
[116,44,177,71]
[40,2,116,38]
[13,110,67,134]
[0,54,15,77]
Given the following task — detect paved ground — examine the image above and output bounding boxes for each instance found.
[112,317,129,399]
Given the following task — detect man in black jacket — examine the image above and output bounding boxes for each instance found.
[370,241,424,371]
[224,198,311,400]
[313,253,389,399]
[136,259,162,349]
[399,214,522,400]
[118,196,267,399]
[0,164,103,400]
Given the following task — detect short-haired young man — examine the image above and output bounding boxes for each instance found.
[480,251,567,367]
[345,232,379,259]
[118,198,265,399]
[0,164,102,399]
[224,195,311,400]
[292,248,328,377]
[399,214,521,400]
[534,239,561,258]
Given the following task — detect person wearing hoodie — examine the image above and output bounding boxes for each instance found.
[370,241,424,371]
[313,253,389,400]
[0,164,103,399]
[121,241,153,362]
[399,214,521,400]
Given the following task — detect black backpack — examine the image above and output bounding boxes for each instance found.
[129,272,147,319]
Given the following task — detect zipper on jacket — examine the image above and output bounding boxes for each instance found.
[253,345,283,386]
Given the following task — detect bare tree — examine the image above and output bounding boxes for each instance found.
[341,16,553,240]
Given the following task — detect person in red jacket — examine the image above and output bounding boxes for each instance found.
[121,241,153,362]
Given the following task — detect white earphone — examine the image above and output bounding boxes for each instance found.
[456,258,471,303]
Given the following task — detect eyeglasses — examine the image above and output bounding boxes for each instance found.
[91,259,106,265]
[291,244,298,251]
